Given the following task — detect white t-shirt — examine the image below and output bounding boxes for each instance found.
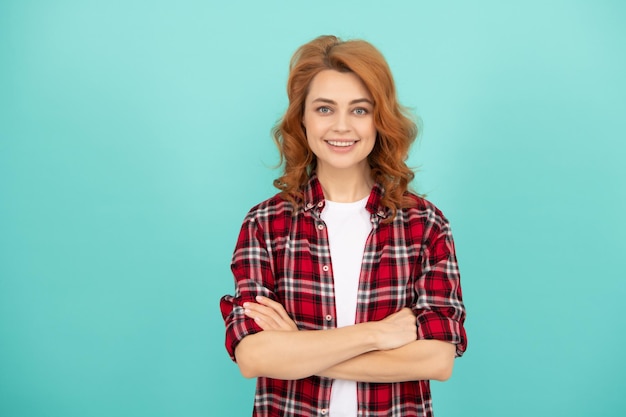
[321,196,372,417]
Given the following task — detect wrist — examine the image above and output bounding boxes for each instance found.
[355,321,383,352]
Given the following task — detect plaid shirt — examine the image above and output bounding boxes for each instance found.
[220,175,467,417]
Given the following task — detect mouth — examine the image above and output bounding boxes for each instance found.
[325,140,358,148]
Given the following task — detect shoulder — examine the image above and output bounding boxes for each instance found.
[401,192,450,229]
[242,193,299,231]
[399,194,456,259]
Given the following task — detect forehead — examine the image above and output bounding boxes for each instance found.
[306,70,372,101]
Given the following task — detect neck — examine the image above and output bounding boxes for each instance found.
[316,165,373,203]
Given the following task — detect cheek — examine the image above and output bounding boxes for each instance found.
[359,120,377,139]
[305,130,319,153]
[303,119,327,139]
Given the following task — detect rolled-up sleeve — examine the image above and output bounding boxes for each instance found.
[220,215,276,362]
[413,216,467,357]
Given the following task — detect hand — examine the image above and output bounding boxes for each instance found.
[373,308,417,351]
[243,296,299,331]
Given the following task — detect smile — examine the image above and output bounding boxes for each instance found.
[326,140,357,147]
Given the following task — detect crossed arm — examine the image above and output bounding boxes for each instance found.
[234,296,456,383]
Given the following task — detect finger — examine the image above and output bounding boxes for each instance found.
[255,296,287,315]
[244,307,283,330]
[244,303,295,331]
[247,297,299,331]
[244,303,282,323]
[257,314,293,331]
[252,315,286,331]
[255,296,293,323]
[245,302,283,322]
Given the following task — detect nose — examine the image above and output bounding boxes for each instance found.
[332,112,350,133]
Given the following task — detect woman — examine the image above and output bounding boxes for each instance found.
[220,35,467,417]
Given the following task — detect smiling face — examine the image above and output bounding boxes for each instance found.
[302,69,377,180]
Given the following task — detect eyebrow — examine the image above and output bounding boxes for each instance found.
[311,97,374,105]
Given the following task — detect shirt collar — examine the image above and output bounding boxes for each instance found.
[302,174,390,219]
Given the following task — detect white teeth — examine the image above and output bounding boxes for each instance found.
[327,140,356,147]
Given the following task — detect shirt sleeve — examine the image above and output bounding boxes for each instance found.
[413,214,468,357]
[219,214,276,362]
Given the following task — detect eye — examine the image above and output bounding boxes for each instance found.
[316,106,332,114]
[353,107,369,116]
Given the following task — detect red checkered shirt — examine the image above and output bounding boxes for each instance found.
[220,175,467,417]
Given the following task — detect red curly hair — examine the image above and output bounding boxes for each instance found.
[272,35,418,219]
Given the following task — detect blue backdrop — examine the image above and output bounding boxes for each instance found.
[1,1,625,416]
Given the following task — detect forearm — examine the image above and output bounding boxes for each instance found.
[317,339,456,383]
[235,323,380,380]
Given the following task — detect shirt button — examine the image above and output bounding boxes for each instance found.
[317,201,324,207]
[306,203,314,209]
[317,224,325,230]
[325,315,332,322]
[320,409,328,415]
[377,210,385,217]
[322,265,329,272]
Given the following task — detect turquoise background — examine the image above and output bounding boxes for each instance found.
[1,1,624,416]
